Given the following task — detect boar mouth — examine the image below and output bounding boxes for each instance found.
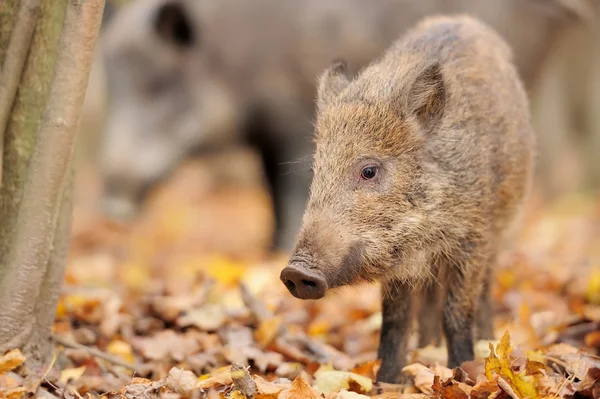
[280,259,327,300]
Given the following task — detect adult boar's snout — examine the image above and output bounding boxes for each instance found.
[280,263,327,300]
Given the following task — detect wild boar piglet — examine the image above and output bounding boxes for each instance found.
[280,15,535,383]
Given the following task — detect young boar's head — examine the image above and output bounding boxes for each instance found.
[99,0,238,219]
[280,59,447,300]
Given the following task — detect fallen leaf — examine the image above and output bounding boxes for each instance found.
[106,340,135,364]
[253,374,290,395]
[314,369,373,394]
[255,316,282,347]
[484,330,539,399]
[165,367,197,394]
[278,377,319,399]
[326,390,370,398]
[350,359,381,381]
[59,366,86,384]
[0,349,25,374]
[197,366,234,390]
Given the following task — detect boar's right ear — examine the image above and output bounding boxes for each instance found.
[153,1,196,48]
[406,62,446,132]
[317,60,351,110]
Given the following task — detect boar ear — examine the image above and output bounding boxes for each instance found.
[317,59,351,110]
[154,1,196,48]
[406,62,446,131]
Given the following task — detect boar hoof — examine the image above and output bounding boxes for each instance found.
[280,264,326,300]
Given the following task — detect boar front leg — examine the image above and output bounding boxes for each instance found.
[376,280,413,384]
[417,282,443,348]
[443,256,487,368]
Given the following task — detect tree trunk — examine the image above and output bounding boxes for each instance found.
[0,0,104,380]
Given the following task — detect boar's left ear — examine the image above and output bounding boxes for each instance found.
[154,1,196,48]
[406,62,446,131]
[317,59,351,110]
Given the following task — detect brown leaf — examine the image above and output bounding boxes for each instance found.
[351,359,381,381]
[253,375,290,395]
[165,367,198,394]
[432,375,469,399]
[278,377,319,399]
[132,329,200,361]
[231,363,257,398]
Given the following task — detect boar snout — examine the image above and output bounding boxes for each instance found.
[280,263,327,300]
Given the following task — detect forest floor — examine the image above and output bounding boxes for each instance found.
[1,149,600,399]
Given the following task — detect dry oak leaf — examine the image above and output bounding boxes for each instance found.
[278,377,319,399]
[165,367,198,394]
[0,349,25,374]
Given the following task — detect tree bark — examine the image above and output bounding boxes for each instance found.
[0,0,104,377]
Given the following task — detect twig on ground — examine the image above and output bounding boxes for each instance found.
[52,333,143,373]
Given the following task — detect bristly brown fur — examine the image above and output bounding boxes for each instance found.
[287,14,535,383]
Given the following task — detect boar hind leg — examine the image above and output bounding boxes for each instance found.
[376,280,413,384]
[417,282,443,348]
[474,265,494,340]
[443,257,487,369]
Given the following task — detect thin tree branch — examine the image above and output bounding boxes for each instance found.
[0,0,105,352]
[52,333,143,372]
[0,0,40,186]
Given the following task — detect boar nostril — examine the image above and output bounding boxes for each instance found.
[302,279,316,288]
[280,265,327,300]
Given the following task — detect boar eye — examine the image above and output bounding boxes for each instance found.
[360,166,378,180]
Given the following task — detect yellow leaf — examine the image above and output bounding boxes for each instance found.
[586,268,600,305]
[229,391,246,399]
[3,387,26,399]
[484,330,540,399]
[196,366,233,389]
[484,342,501,381]
[59,366,86,384]
[255,316,282,347]
[106,340,135,364]
[308,320,330,337]
[120,262,151,290]
[314,370,373,394]
[0,349,25,374]
[204,256,247,286]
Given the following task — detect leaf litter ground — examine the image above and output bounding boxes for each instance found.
[1,150,600,399]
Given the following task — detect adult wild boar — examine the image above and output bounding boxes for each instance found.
[99,0,585,250]
[280,15,535,383]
